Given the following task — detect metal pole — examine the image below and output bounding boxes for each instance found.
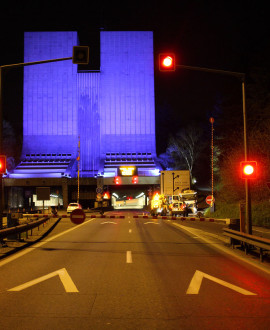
[0,68,3,230]
[77,135,80,203]
[172,172,174,195]
[209,117,215,208]
[242,80,252,234]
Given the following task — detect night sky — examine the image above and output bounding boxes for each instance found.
[0,1,269,155]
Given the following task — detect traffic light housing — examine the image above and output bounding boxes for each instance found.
[72,46,89,64]
[159,53,176,71]
[132,176,138,184]
[0,155,6,174]
[240,161,257,179]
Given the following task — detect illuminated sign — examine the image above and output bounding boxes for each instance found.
[118,166,137,176]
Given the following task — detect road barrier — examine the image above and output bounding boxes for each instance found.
[0,217,51,240]
[133,215,231,224]
[223,228,270,262]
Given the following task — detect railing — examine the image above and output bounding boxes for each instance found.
[0,217,50,240]
[223,228,270,262]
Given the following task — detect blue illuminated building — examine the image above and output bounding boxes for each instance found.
[10,31,159,180]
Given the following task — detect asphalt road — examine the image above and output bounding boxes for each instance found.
[0,210,269,329]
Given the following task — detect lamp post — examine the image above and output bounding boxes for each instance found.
[209,117,215,211]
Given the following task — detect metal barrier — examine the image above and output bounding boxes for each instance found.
[223,228,270,262]
[0,217,50,240]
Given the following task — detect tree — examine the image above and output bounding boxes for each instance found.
[160,125,205,180]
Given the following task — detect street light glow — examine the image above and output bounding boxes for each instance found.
[243,164,254,175]
[163,56,173,67]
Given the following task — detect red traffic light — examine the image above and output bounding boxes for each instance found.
[132,175,138,184]
[0,155,6,174]
[114,176,121,185]
[159,53,176,71]
[240,161,257,179]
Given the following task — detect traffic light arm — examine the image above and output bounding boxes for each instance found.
[176,64,245,80]
[0,57,73,70]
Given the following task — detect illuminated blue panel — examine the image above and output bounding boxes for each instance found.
[15,30,158,179]
[23,32,78,155]
[78,73,100,176]
[100,31,156,155]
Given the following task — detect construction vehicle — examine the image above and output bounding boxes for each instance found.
[167,189,198,216]
[179,189,198,215]
[150,192,169,216]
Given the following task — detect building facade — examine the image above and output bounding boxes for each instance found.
[5,31,160,208]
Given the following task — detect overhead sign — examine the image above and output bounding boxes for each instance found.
[70,209,85,225]
[118,166,137,176]
[161,170,190,196]
[206,195,215,205]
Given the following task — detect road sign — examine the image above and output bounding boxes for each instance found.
[206,195,215,205]
[70,209,85,225]
[96,187,103,194]
[96,193,103,201]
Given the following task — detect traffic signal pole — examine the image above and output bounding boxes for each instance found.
[173,63,252,234]
[0,67,3,230]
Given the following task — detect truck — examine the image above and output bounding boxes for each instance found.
[167,189,198,216]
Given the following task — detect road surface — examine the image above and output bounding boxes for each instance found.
[0,210,269,329]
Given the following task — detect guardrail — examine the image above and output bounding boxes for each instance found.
[133,215,231,224]
[223,228,270,262]
[0,217,50,240]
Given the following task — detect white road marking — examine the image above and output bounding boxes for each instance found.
[0,218,96,268]
[8,268,79,293]
[129,229,132,233]
[169,221,270,275]
[186,270,256,295]
[100,221,117,224]
[126,251,132,263]
[144,222,159,225]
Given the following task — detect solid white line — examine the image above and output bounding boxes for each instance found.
[0,218,96,268]
[126,251,132,263]
[170,222,270,275]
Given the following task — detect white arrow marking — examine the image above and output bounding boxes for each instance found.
[8,268,79,293]
[101,221,117,224]
[186,270,256,295]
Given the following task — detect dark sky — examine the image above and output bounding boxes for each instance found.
[0,1,269,154]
